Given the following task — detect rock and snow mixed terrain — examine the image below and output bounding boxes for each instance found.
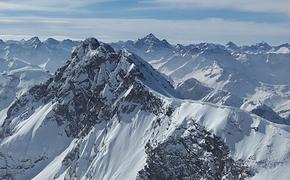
[112,34,290,124]
[0,35,290,180]
[0,58,51,126]
[0,37,78,126]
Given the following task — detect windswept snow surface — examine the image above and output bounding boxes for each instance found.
[0,102,72,180]
[3,98,290,179]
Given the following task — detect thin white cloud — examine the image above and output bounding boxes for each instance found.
[0,0,111,11]
[0,17,289,45]
[146,0,290,15]
[0,2,46,11]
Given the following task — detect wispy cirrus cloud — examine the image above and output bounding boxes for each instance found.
[0,0,111,11]
[145,0,290,15]
[0,16,289,45]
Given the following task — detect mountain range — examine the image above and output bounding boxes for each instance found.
[0,37,79,72]
[112,34,290,124]
[0,35,290,179]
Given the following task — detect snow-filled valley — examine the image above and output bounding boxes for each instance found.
[0,35,290,180]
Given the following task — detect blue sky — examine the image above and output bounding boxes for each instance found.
[0,0,289,45]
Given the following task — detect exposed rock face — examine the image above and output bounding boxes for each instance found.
[251,104,288,125]
[137,121,252,180]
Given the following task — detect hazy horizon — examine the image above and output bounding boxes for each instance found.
[0,0,289,45]
[0,33,289,47]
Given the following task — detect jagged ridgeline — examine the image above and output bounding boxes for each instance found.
[1,38,252,180]
[0,37,79,72]
[2,38,175,137]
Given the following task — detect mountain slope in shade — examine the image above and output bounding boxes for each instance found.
[1,38,290,180]
[176,78,243,107]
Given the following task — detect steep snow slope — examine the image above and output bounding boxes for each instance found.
[1,38,290,180]
[0,37,79,72]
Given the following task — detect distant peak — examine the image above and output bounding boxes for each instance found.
[62,39,73,43]
[61,39,79,46]
[140,33,162,43]
[28,36,40,42]
[46,37,57,41]
[226,41,237,46]
[135,33,172,50]
[226,41,239,49]
[254,42,272,50]
[257,41,270,46]
[145,33,157,39]
[176,44,185,49]
[26,36,41,45]
[45,38,59,44]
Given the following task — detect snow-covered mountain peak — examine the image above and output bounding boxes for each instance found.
[135,33,172,51]
[143,33,158,41]
[70,38,175,96]
[81,37,101,50]
[175,43,184,49]
[44,38,59,45]
[109,34,175,62]
[72,38,122,61]
[256,41,272,51]
[226,41,239,50]
[25,36,41,46]
[71,37,101,58]
[257,41,271,47]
